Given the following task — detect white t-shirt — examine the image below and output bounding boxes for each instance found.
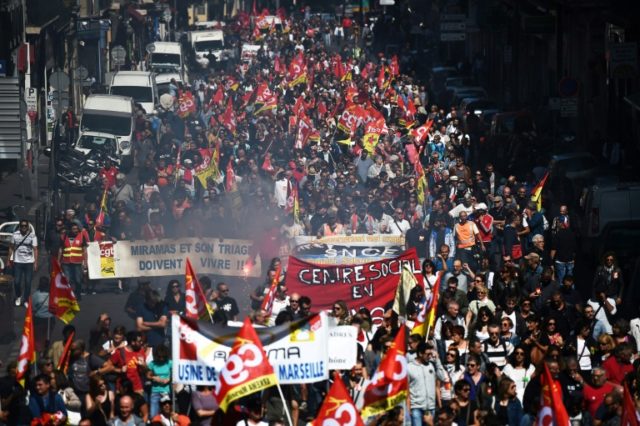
[587,299,617,334]
[502,364,536,403]
[387,218,411,236]
[11,230,37,263]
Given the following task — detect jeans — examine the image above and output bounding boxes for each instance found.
[62,263,84,297]
[555,261,574,284]
[411,408,435,425]
[149,392,163,418]
[13,262,33,300]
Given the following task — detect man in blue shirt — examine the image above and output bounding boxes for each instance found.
[28,374,67,425]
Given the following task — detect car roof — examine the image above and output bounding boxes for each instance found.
[151,42,181,54]
[111,71,153,86]
[84,94,133,113]
[155,73,182,84]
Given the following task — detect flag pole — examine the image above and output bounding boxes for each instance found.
[275,381,294,426]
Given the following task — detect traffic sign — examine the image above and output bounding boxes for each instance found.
[49,71,69,92]
[111,46,126,66]
[25,87,38,113]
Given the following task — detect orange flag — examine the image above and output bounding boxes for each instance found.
[56,331,75,374]
[16,297,36,387]
[213,317,278,411]
[361,326,408,418]
[49,258,80,324]
[538,363,570,425]
[312,372,364,426]
[185,258,211,321]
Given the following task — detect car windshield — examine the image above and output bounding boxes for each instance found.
[81,113,131,136]
[195,40,224,52]
[151,53,180,66]
[77,135,117,152]
[111,86,153,103]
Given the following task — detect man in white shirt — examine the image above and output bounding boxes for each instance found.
[269,284,290,325]
[8,220,38,306]
[586,285,617,334]
[386,208,411,236]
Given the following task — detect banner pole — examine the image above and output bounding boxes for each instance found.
[275,381,293,426]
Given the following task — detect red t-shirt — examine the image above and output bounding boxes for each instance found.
[110,347,146,393]
[602,356,633,384]
[583,382,615,417]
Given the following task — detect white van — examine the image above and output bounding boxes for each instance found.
[148,42,186,81]
[109,71,158,114]
[155,72,183,97]
[189,30,225,68]
[80,94,135,169]
[581,182,640,252]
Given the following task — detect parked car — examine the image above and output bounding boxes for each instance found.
[0,221,36,251]
[580,182,640,253]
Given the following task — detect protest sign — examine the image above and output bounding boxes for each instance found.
[286,249,422,323]
[290,234,405,264]
[87,238,261,279]
[172,313,330,385]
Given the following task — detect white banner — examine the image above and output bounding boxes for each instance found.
[87,238,261,279]
[291,234,405,265]
[172,313,330,385]
[327,325,358,370]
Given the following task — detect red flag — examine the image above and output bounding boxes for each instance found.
[390,55,400,77]
[537,363,571,426]
[362,327,408,418]
[377,65,386,90]
[312,372,365,426]
[226,160,236,192]
[531,171,549,211]
[295,114,313,149]
[317,101,327,117]
[56,331,75,374]
[288,53,307,87]
[361,62,372,80]
[185,258,211,320]
[407,97,417,118]
[413,271,442,337]
[220,98,237,134]
[410,119,434,144]
[622,383,640,426]
[49,258,80,324]
[177,91,197,118]
[16,297,35,386]
[213,317,278,411]
[213,86,224,105]
[260,265,282,317]
[396,95,406,113]
[274,55,283,74]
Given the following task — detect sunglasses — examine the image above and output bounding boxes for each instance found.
[515,351,525,355]
[290,299,299,303]
[468,364,477,367]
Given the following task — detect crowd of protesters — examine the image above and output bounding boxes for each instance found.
[3,4,640,426]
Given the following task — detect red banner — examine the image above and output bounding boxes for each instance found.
[285,250,422,322]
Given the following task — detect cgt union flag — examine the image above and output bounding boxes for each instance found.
[185,258,211,320]
[213,317,278,411]
[49,258,80,324]
[537,363,570,425]
[16,297,36,386]
[361,326,408,418]
[312,371,364,426]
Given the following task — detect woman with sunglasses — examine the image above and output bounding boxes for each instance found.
[540,315,565,350]
[468,306,494,342]
[163,279,185,315]
[329,300,352,325]
[494,377,523,426]
[452,379,478,426]
[502,345,535,403]
[463,353,487,404]
[441,348,466,405]
[465,285,496,327]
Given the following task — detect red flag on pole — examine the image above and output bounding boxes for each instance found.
[312,372,365,426]
[185,258,211,321]
[213,318,278,411]
[622,383,640,426]
[537,363,571,426]
[56,331,75,374]
[16,297,36,387]
[361,327,408,418]
[260,265,282,318]
[49,258,80,324]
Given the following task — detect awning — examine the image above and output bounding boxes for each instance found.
[624,92,640,112]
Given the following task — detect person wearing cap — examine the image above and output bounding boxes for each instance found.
[473,203,493,248]
[151,395,191,426]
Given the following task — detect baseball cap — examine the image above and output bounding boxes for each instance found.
[160,395,171,404]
